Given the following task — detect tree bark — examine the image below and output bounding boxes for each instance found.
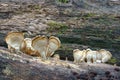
[0,46,120,80]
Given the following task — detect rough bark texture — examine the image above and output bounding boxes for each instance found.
[0,47,75,80]
[0,0,120,14]
[0,0,120,80]
[0,46,120,80]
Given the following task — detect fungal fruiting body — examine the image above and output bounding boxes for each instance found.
[32,35,48,60]
[47,36,61,57]
[98,49,112,63]
[73,49,86,64]
[20,38,39,56]
[5,32,24,53]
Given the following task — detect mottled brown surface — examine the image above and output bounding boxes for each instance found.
[0,47,120,80]
[0,47,75,80]
[0,1,120,79]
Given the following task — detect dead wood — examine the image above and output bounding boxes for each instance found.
[0,46,120,80]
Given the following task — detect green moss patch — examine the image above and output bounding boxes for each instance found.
[47,21,68,33]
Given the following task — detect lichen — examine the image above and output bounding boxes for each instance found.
[2,66,12,76]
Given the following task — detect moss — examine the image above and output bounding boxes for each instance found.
[47,21,64,28]
[27,4,41,10]
[107,57,118,65]
[83,13,96,18]
[47,21,68,33]
[58,0,69,3]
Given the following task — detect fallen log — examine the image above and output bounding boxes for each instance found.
[0,46,120,80]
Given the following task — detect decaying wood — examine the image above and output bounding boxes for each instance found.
[0,46,120,80]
